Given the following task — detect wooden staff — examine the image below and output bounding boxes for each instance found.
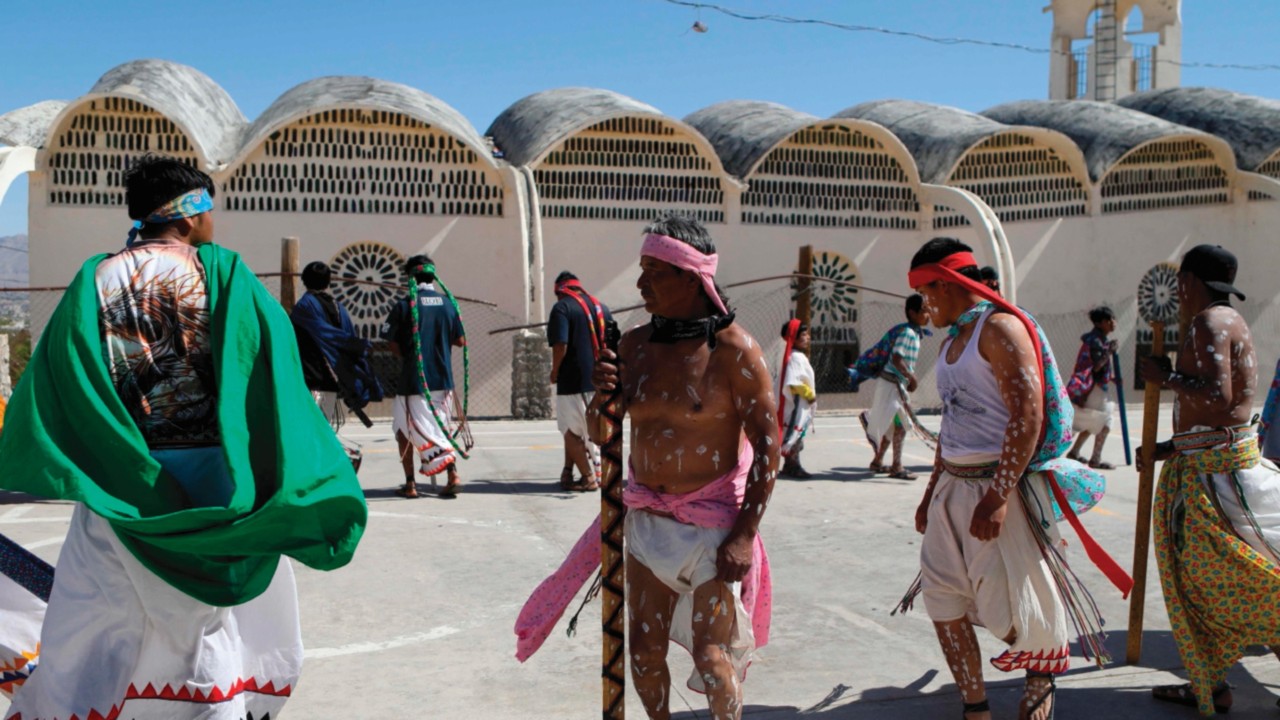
[1127,260,1179,664]
[600,319,626,718]
[1126,324,1163,664]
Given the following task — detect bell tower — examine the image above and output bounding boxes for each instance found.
[1046,0,1182,101]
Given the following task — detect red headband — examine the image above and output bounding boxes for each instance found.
[906,251,979,289]
[555,278,583,296]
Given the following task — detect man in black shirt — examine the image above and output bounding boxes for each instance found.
[547,271,612,491]
[381,255,466,498]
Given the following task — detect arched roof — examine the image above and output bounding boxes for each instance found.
[684,100,819,179]
[982,99,1232,181]
[1117,87,1280,171]
[487,87,721,170]
[233,76,495,169]
[835,100,1043,185]
[685,99,921,183]
[0,100,67,147]
[55,59,247,166]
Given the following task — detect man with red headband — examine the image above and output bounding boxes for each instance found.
[778,320,815,478]
[548,270,612,491]
[906,238,1127,720]
[1139,245,1280,715]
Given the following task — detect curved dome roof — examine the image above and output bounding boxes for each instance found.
[684,100,821,179]
[486,87,673,167]
[0,100,67,147]
[834,100,1016,184]
[75,59,246,165]
[982,100,1226,181]
[1118,87,1280,171]
[235,76,493,167]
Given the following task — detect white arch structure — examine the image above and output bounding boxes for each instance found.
[920,183,1017,305]
[0,147,36,211]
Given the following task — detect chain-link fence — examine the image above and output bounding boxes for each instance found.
[7,274,1280,421]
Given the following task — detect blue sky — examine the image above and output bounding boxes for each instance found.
[2,0,1278,236]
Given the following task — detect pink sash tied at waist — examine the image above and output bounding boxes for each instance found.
[514,440,772,661]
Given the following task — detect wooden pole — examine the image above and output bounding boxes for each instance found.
[796,246,813,340]
[1126,321,1165,664]
[600,320,626,719]
[280,237,300,313]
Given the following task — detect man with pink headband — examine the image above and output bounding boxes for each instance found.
[512,215,777,720]
[904,238,1128,720]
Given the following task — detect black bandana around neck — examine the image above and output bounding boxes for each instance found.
[649,312,736,349]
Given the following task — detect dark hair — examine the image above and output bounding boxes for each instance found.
[643,213,731,312]
[781,320,808,338]
[905,293,925,320]
[302,261,331,291]
[406,254,435,283]
[555,270,578,285]
[979,266,999,281]
[124,155,215,227]
[910,238,982,282]
[1088,306,1116,324]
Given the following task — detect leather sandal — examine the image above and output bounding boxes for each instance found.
[1152,681,1231,713]
[1023,674,1055,720]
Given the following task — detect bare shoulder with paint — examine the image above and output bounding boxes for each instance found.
[1173,306,1256,431]
[624,322,758,495]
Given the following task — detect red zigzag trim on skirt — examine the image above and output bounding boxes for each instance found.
[9,676,292,720]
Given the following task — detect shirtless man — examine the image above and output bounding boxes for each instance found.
[589,214,779,720]
[1139,244,1280,715]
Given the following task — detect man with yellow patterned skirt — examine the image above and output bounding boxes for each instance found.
[1141,244,1280,716]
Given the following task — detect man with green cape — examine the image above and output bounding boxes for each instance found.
[0,156,367,720]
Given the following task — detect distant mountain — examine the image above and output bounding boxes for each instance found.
[0,235,27,286]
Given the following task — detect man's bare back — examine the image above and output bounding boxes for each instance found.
[619,322,775,495]
[1172,305,1256,433]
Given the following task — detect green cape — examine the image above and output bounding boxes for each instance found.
[0,243,367,606]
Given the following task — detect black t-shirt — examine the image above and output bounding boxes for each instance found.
[380,284,463,395]
[547,295,612,396]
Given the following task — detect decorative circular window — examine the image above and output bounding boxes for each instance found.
[328,241,407,339]
[807,250,859,327]
[1137,261,1180,327]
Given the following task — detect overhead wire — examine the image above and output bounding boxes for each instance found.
[659,0,1280,73]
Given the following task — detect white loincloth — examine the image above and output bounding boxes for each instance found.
[1185,429,1280,567]
[1071,385,1115,435]
[625,511,755,693]
[867,376,910,443]
[392,391,457,476]
[556,393,600,477]
[0,570,44,698]
[920,466,1069,674]
[5,505,301,720]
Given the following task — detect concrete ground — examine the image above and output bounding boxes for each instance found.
[3,406,1280,718]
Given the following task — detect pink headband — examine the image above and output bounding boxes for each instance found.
[640,233,729,315]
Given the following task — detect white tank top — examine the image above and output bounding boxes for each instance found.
[937,308,1012,460]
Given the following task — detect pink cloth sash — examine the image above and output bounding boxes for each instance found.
[514,440,772,661]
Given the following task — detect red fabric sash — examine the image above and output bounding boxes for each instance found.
[777,319,801,440]
[909,254,1132,596]
[557,281,607,360]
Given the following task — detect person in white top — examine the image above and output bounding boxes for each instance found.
[909,238,1067,720]
[778,320,815,478]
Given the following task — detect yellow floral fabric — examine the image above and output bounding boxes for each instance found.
[1154,438,1280,716]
